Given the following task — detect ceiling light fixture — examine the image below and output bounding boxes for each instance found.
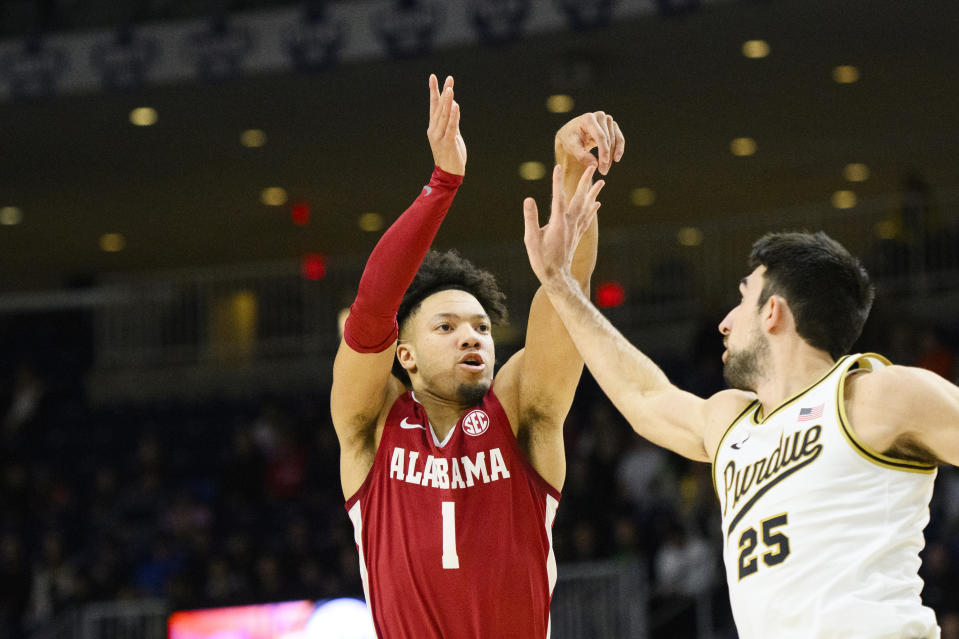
[832,65,860,84]
[677,227,704,247]
[546,95,575,113]
[630,188,656,207]
[99,233,127,252]
[129,107,158,126]
[843,163,870,182]
[0,206,23,226]
[831,190,857,209]
[260,187,288,206]
[742,40,770,59]
[358,212,385,232]
[730,137,757,157]
[241,129,267,148]
[519,161,547,181]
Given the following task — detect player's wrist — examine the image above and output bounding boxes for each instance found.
[431,165,465,185]
[541,267,579,298]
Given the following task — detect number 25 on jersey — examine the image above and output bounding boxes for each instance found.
[738,513,790,580]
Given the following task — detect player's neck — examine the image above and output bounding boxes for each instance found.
[755,341,836,417]
[411,386,471,440]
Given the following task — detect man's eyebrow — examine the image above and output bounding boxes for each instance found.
[430,312,490,321]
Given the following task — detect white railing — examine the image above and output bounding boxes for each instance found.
[31,562,647,639]
[30,599,167,639]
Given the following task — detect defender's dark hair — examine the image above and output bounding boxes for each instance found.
[392,249,508,384]
[749,231,875,360]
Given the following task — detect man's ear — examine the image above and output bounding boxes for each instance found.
[396,342,417,374]
[764,295,794,335]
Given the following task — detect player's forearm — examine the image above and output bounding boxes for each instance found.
[543,272,673,401]
[557,149,597,290]
[343,167,462,352]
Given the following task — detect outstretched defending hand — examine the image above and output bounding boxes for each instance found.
[524,165,604,286]
[555,111,625,176]
[427,74,467,176]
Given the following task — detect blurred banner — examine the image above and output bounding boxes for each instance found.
[0,0,720,101]
[167,598,376,639]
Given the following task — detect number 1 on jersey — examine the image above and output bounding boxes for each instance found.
[442,501,460,569]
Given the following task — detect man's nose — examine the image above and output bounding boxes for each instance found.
[459,326,481,347]
[718,312,732,336]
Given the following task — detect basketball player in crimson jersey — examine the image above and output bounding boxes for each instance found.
[523,191,959,634]
[330,74,624,638]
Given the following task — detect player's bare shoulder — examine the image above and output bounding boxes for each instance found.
[703,388,757,461]
[843,364,940,457]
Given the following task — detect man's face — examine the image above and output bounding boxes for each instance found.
[718,266,770,392]
[398,289,495,406]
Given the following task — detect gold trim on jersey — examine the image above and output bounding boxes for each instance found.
[711,399,760,498]
[835,353,937,474]
[749,356,850,425]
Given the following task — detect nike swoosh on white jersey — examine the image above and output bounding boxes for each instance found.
[400,417,425,430]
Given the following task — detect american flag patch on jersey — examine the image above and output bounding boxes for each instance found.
[797,403,824,421]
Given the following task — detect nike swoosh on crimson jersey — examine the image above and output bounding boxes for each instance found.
[400,417,425,430]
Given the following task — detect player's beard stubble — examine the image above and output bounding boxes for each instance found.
[456,380,490,407]
[723,327,770,393]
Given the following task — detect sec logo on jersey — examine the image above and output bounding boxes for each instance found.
[462,409,490,436]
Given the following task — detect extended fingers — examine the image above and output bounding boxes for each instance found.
[523,197,542,246]
[570,165,598,206]
[436,87,452,131]
[574,202,601,240]
[429,76,454,135]
[445,100,460,139]
[587,177,605,203]
[428,73,439,123]
[584,112,612,174]
[610,116,625,163]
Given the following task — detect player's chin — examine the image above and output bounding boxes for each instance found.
[456,380,490,406]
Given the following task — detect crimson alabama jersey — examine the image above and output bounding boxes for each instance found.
[345,388,561,639]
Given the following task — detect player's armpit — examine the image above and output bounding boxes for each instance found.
[848,365,959,467]
[331,341,407,497]
[493,296,582,492]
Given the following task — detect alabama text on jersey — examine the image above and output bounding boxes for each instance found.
[345,389,560,639]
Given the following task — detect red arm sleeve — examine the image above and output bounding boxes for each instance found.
[343,166,463,353]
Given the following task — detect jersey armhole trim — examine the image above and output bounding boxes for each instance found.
[836,353,937,474]
[344,392,411,509]
[711,399,760,497]
[488,388,563,502]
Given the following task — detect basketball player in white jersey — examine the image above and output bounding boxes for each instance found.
[523,189,959,637]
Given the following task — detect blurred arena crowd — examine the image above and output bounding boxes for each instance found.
[1,310,958,639]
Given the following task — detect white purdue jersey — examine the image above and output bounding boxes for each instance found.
[713,353,939,639]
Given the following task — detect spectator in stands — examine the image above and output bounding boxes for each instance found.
[2,361,46,441]
[0,534,30,639]
[26,533,78,630]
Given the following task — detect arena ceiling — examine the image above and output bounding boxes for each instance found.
[0,0,957,292]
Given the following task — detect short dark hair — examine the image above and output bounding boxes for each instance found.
[749,231,874,360]
[393,249,508,384]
